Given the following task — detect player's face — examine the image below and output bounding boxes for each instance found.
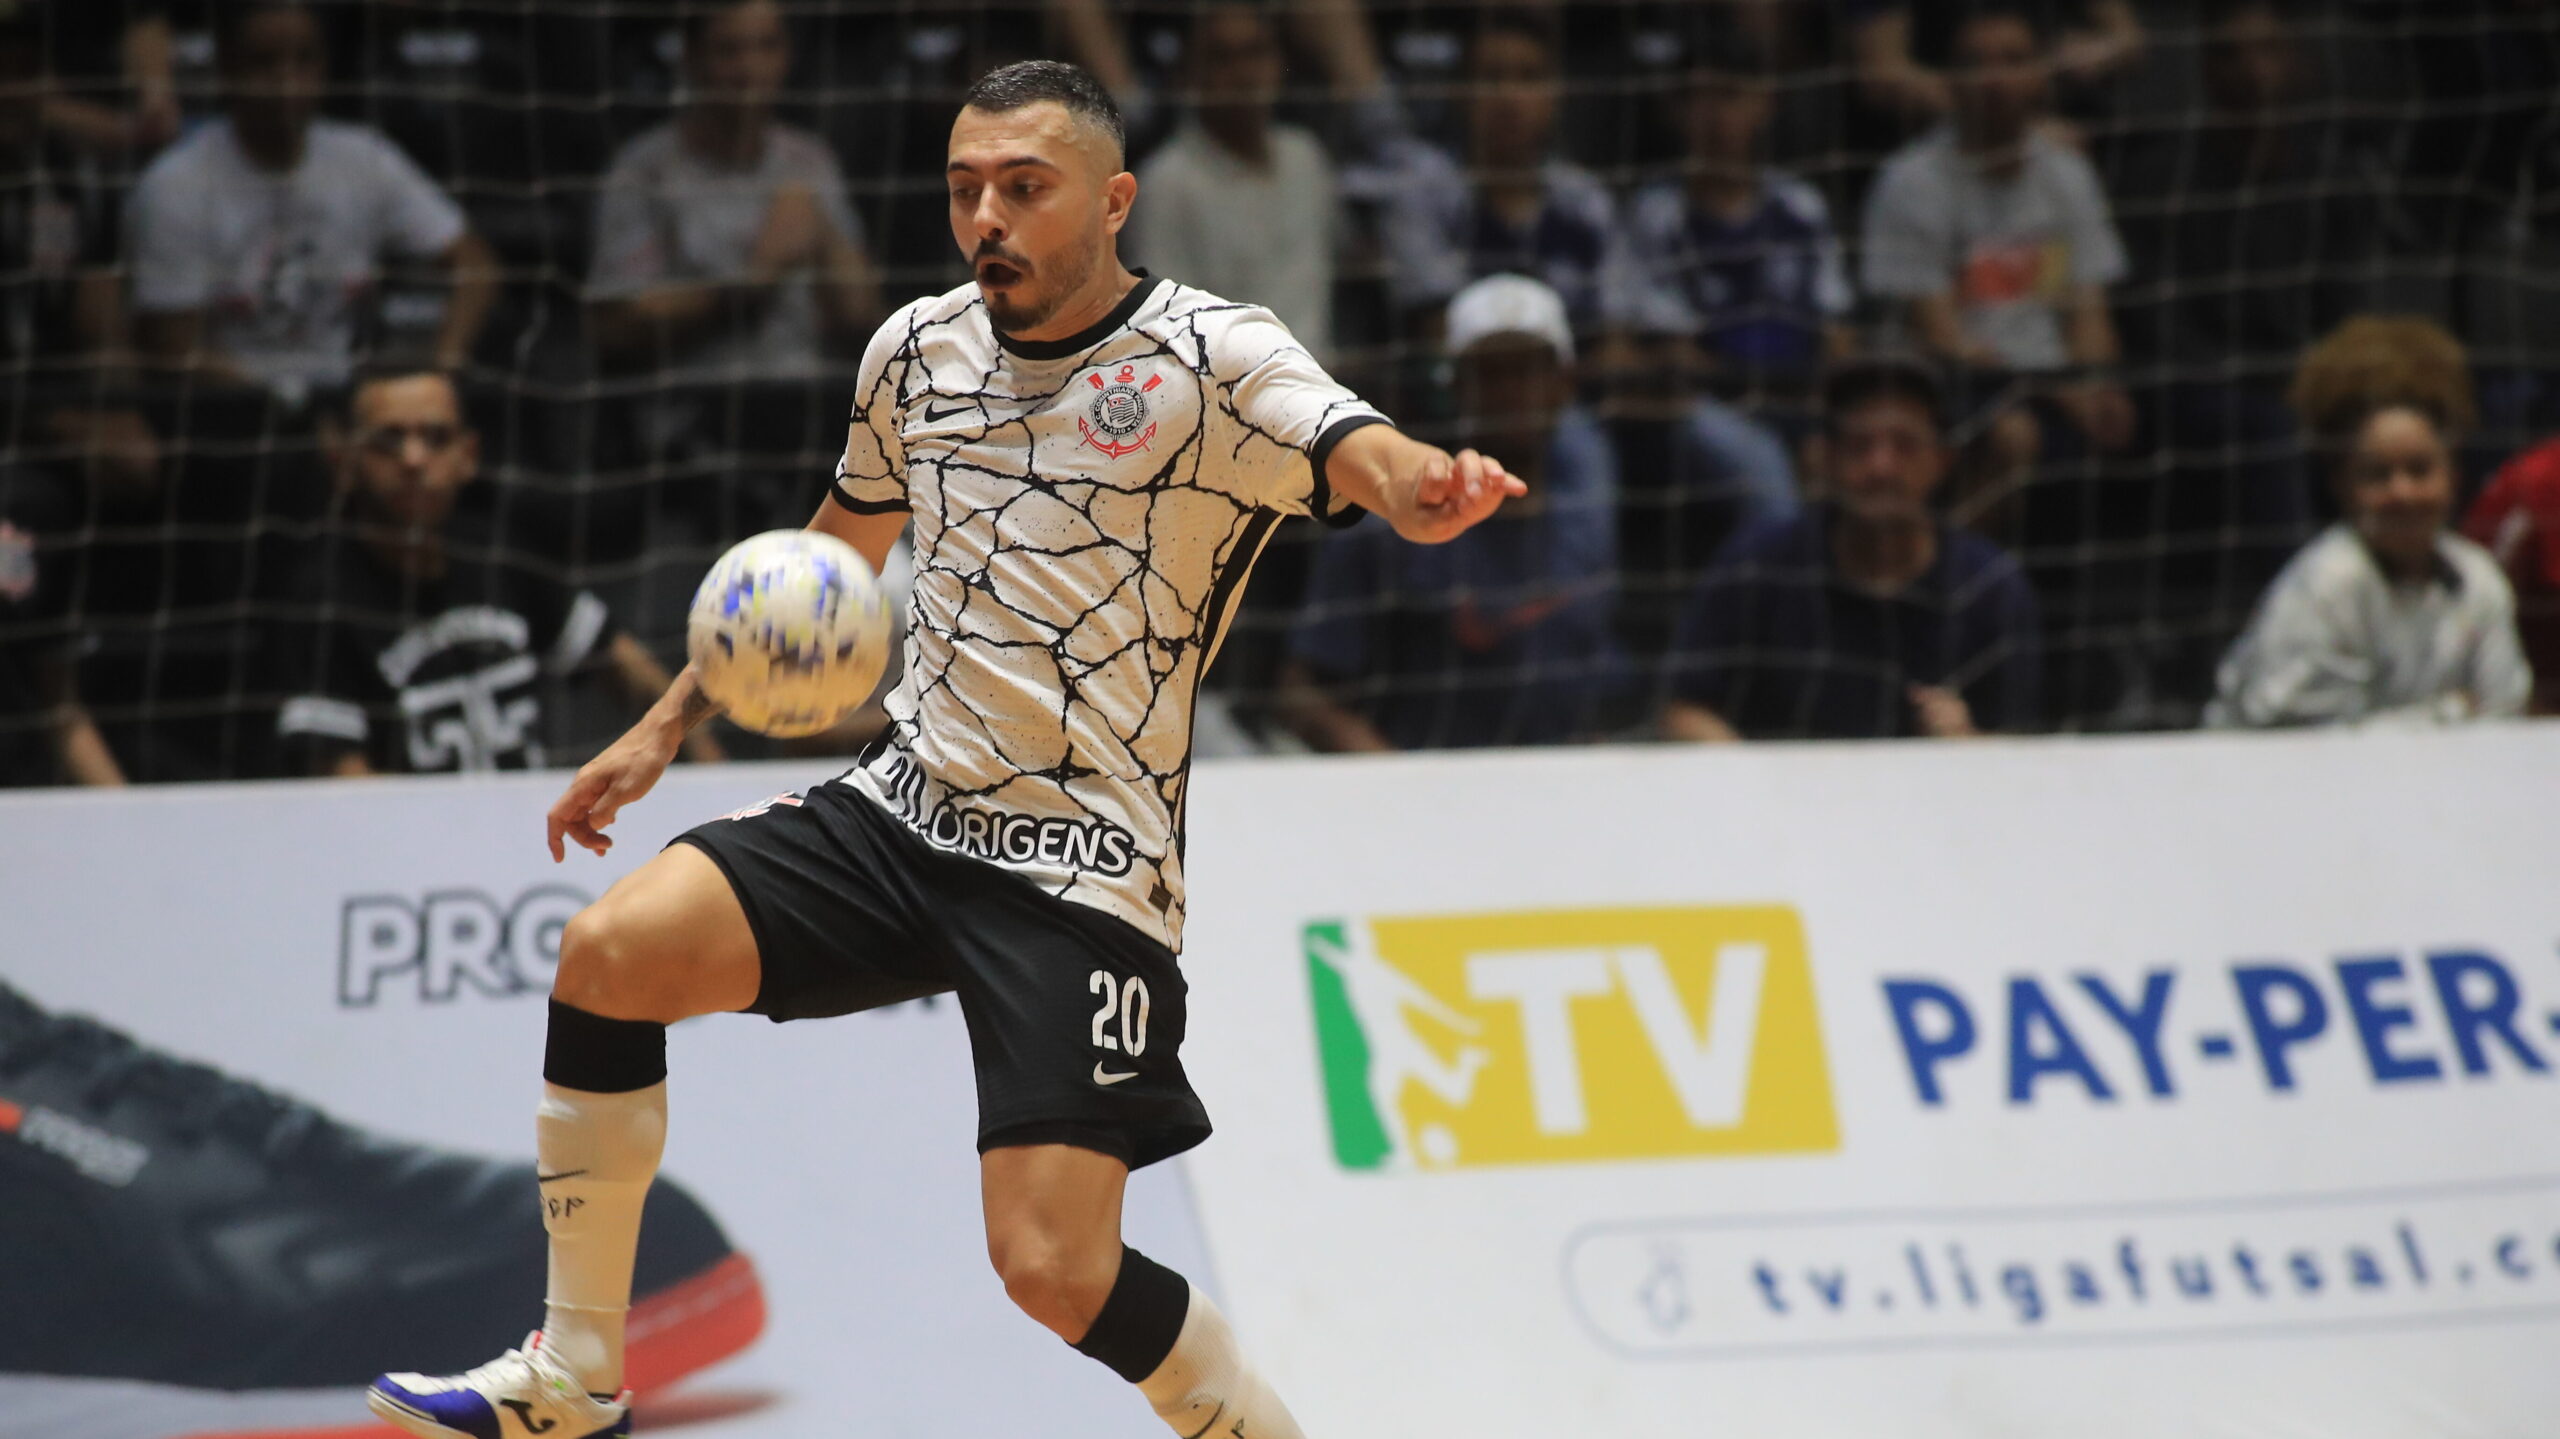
[1952,17,2046,144]
[1829,396,1946,523]
[947,102,1132,334]
[346,375,480,531]
[2344,406,2456,573]
[689,0,791,112]
[225,8,325,140]
[1469,31,1559,168]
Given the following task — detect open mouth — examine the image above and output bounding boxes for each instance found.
[976,259,1025,289]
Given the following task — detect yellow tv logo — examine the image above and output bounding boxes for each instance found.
[1305,907,1837,1171]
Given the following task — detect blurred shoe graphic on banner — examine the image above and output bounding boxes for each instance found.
[0,982,764,1437]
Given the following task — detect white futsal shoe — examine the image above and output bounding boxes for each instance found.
[368,1332,632,1438]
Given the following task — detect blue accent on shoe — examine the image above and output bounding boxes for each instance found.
[370,1375,500,1439]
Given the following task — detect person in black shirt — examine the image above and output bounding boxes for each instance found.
[0,12,146,786]
[272,365,724,776]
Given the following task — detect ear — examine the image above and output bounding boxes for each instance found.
[1102,169,1138,236]
[317,413,354,490]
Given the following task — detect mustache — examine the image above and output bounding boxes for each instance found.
[972,243,1031,271]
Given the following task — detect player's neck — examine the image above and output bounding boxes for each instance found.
[1002,265,1143,346]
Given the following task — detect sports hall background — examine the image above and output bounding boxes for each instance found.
[3,0,2557,784]
[3,5,2558,1438]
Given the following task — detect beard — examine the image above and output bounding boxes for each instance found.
[978,234,1099,335]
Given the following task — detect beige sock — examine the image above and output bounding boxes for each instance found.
[535,1080,666,1394]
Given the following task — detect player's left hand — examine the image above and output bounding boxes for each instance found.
[1401,444,1526,544]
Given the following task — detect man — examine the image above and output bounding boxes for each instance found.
[1859,3,2134,519]
[272,366,723,776]
[1126,2,1337,358]
[1662,358,2042,742]
[1281,273,1627,751]
[0,11,139,786]
[1379,12,1633,334]
[1625,54,1855,399]
[1846,0,2144,131]
[585,0,879,379]
[125,2,497,400]
[367,61,1520,1439]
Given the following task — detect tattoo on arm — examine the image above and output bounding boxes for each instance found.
[671,666,724,731]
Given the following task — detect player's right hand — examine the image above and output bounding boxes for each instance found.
[546,721,682,861]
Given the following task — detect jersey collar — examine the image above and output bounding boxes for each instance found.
[995,271,1165,361]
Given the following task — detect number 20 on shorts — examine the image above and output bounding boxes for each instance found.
[1090,970,1152,1056]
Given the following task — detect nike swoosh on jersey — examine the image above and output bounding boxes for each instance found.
[1093,1063,1139,1086]
[923,401,972,422]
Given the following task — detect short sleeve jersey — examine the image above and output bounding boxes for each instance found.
[832,275,1387,950]
[272,526,613,774]
[586,122,865,380]
[126,119,466,395]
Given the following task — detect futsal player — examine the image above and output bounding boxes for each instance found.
[367,61,1521,1439]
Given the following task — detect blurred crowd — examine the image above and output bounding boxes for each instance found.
[1,0,2556,786]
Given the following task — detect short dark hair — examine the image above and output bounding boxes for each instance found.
[682,0,780,58]
[1823,357,1946,435]
[1471,10,1561,70]
[962,60,1125,164]
[342,360,465,421]
[1953,1,2049,48]
[216,1,319,64]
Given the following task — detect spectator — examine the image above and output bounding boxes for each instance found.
[586,0,880,380]
[1280,275,1629,751]
[1661,357,2042,742]
[2113,0,2380,549]
[1847,0,2144,133]
[1377,12,1633,335]
[30,2,182,160]
[1126,3,1337,359]
[0,12,143,786]
[1860,2,2134,524]
[125,1,497,401]
[1626,51,1856,400]
[0,470,123,786]
[2464,436,2560,714]
[271,365,723,776]
[2207,318,2530,729]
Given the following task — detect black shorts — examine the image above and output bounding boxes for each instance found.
[671,778,1209,1169]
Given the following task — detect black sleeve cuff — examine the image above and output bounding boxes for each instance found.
[829,485,909,516]
[1306,414,1392,529]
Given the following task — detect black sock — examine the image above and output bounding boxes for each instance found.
[542,999,667,1093]
[1072,1245,1192,1384]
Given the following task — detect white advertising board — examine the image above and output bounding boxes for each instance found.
[0,764,1214,1439]
[1175,726,2560,1439]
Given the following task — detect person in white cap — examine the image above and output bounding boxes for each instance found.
[1280,273,1630,750]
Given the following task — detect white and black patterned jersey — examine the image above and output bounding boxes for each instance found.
[831,274,1387,950]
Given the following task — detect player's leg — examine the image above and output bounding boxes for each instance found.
[983,1147,1308,1439]
[372,844,758,1439]
[536,843,759,1393]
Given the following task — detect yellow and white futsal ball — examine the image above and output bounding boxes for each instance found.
[687,530,893,738]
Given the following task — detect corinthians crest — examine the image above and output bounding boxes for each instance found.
[1078,364,1162,458]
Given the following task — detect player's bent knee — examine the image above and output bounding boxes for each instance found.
[554,903,692,1024]
[990,1232,1114,1340]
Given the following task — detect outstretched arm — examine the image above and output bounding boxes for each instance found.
[1322,423,1525,544]
[545,499,907,860]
